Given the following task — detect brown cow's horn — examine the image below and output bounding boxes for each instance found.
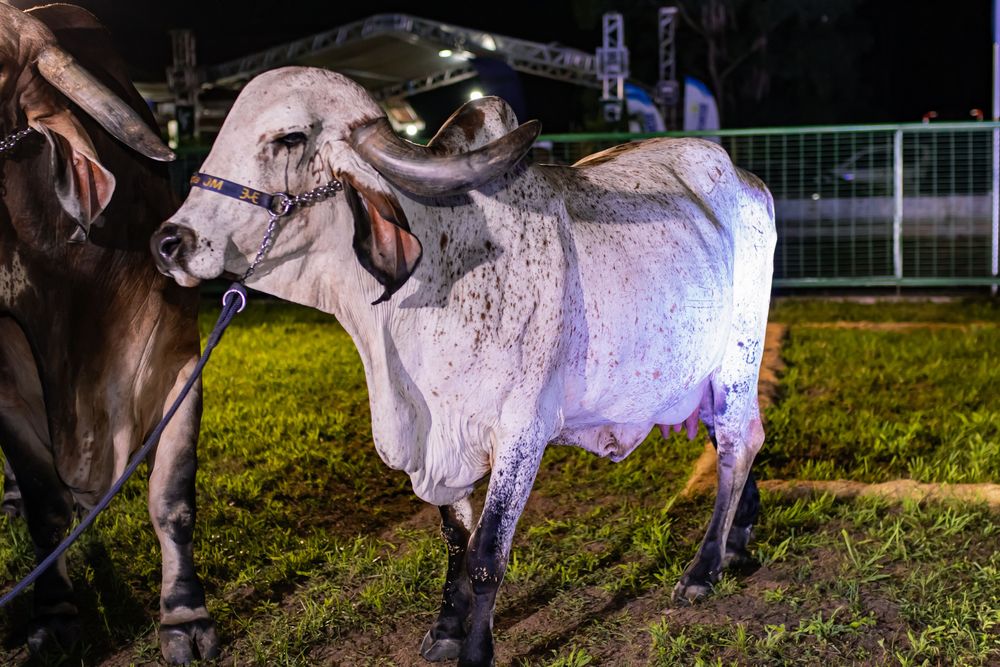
[350,116,540,197]
[36,48,175,162]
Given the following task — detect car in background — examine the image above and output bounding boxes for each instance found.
[814,144,934,198]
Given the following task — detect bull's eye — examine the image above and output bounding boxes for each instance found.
[275,132,307,147]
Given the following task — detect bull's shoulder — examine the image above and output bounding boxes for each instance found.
[427,97,519,154]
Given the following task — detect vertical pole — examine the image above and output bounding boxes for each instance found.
[893,129,904,283]
[168,30,199,141]
[992,0,999,294]
[597,13,628,123]
[656,7,679,129]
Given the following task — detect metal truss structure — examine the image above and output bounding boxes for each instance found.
[374,65,478,102]
[201,13,600,100]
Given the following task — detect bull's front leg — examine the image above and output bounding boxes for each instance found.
[420,498,474,662]
[460,428,547,667]
[3,440,78,653]
[147,362,218,664]
[2,459,23,517]
[0,326,78,653]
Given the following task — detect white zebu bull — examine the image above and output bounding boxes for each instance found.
[153,67,775,666]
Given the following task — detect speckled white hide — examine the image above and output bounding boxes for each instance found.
[164,68,776,507]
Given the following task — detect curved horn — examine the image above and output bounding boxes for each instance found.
[36,48,175,162]
[350,116,541,197]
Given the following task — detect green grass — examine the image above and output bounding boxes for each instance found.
[0,298,997,666]
[769,297,1000,324]
[760,324,1000,483]
[644,494,1000,667]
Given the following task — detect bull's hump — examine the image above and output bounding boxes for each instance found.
[573,137,731,195]
[427,96,520,155]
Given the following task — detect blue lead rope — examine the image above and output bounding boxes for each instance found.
[0,282,248,609]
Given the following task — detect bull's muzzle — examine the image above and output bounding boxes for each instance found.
[151,223,195,274]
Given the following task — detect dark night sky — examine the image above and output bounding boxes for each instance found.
[13,0,996,130]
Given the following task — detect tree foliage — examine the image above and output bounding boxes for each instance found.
[574,0,871,127]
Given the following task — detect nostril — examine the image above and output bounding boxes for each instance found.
[158,234,182,260]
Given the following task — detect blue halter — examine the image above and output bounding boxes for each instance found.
[189,172,293,215]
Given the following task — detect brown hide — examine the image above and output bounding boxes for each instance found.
[0,4,198,503]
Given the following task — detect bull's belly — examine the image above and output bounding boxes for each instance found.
[568,242,730,416]
[566,303,727,417]
[556,299,727,461]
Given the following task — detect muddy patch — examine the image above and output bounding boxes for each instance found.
[760,479,1000,508]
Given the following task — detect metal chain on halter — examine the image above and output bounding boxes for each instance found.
[0,128,34,158]
[241,178,343,282]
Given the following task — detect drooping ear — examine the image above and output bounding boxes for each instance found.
[28,108,115,242]
[342,175,422,305]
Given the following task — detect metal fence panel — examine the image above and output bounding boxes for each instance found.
[535,122,1000,288]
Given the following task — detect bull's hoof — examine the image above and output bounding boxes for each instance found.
[458,656,495,667]
[26,613,80,655]
[1,496,22,518]
[159,618,220,664]
[420,630,463,662]
[722,547,759,573]
[671,579,712,605]
[1,490,22,518]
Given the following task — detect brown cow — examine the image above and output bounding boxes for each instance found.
[0,4,217,662]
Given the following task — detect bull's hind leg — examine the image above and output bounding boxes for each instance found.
[147,361,218,664]
[674,284,770,601]
[724,465,760,569]
[673,184,773,603]
[673,373,765,604]
[698,396,761,570]
[421,498,474,662]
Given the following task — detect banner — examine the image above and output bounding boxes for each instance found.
[683,76,720,132]
[624,83,665,133]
